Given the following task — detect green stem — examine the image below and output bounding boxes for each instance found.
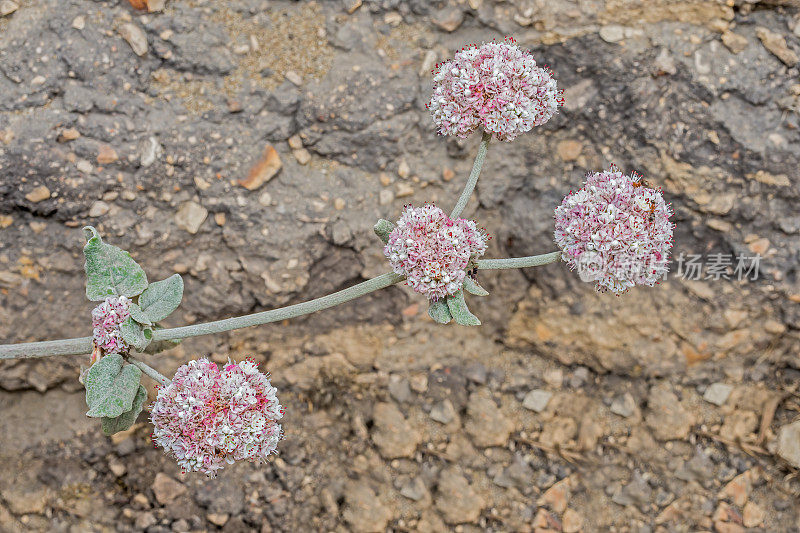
[150,272,404,342]
[0,337,93,360]
[0,272,404,360]
[0,252,562,361]
[477,251,562,270]
[128,355,170,386]
[450,130,491,219]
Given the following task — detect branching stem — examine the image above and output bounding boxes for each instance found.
[0,251,561,361]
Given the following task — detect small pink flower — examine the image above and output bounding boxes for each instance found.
[150,358,283,476]
[91,296,131,354]
[554,166,674,294]
[384,204,488,301]
[427,37,564,142]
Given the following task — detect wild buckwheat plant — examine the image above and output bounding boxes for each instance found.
[0,37,673,477]
[554,166,674,294]
[427,37,564,141]
[384,203,488,302]
[151,358,283,476]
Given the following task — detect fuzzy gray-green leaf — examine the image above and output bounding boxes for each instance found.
[446,290,481,326]
[101,384,147,435]
[120,318,149,351]
[373,219,395,245]
[128,303,152,325]
[83,226,148,301]
[462,277,489,296]
[137,274,184,322]
[428,299,452,324]
[84,354,142,418]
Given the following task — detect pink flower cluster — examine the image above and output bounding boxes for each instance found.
[91,295,131,354]
[150,358,284,476]
[427,37,564,142]
[384,204,488,301]
[554,167,674,294]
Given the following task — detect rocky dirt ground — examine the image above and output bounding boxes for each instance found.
[1,0,800,531]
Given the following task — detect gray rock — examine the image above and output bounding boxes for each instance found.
[777,421,800,468]
[562,79,598,113]
[388,375,411,403]
[0,1,19,17]
[118,23,148,57]
[342,483,392,533]
[570,366,590,388]
[654,48,677,75]
[610,393,637,418]
[492,455,534,491]
[522,389,553,413]
[645,384,693,441]
[194,474,244,515]
[430,399,457,425]
[134,511,157,530]
[465,389,513,447]
[611,472,651,509]
[139,136,162,168]
[152,473,186,506]
[88,201,110,218]
[465,363,487,384]
[432,7,463,32]
[150,17,234,75]
[435,467,484,524]
[675,450,714,482]
[371,402,420,458]
[599,25,625,43]
[702,382,733,406]
[175,201,207,234]
[399,477,428,502]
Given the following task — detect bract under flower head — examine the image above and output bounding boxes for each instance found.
[554,166,674,294]
[384,204,488,301]
[151,357,284,476]
[427,37,564,142]
[91,295,131,354]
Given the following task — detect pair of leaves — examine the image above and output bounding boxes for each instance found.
[429,289,483,326]
[84,226,184,353]
[101,385,147,436]
[125,274,184,352]
[85,353,141,416]
[84,354,148,435]
[429,279,489,326]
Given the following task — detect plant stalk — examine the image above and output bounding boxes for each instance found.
[0,252,562,361]
[450,130,491,219]
[128,355,171,386]
[0,273,403,359]
[477,251,561,270]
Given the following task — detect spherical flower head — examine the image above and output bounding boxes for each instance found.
[384,204,489,301]
[91,295,131,354]
[150,357,284,477]
[554,166,674,294]
[426,37,564,142]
